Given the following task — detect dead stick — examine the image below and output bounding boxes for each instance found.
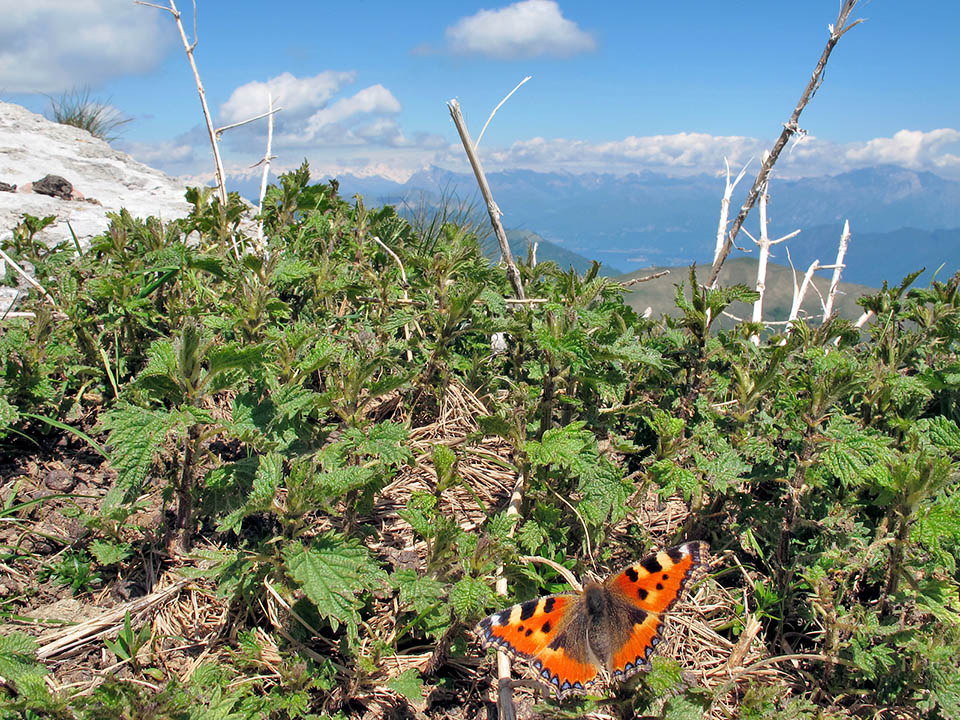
[621,269,670,287]
[447,99,525,300]
[136,0,231,250]
[708,0,864,287]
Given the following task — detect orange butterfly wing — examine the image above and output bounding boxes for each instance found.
[604,541,708,680]
[475,593,600,697]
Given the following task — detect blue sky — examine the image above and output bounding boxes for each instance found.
[3,1,959,184]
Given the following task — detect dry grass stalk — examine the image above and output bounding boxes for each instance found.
[708,0,864,287]
[475,76,531,150]
[36,575,189,661]
[372,235,414,362]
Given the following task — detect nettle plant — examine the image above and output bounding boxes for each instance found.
[2,155,959,718]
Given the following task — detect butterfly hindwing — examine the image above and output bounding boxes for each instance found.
[531,601,600,696]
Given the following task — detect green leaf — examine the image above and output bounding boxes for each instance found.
[449,576,493,620]
[818,417,897,489]
[89,540,132,567]
[399,491,438,538]
[98,403,191,506]
[386,668,424,702]
[283,533,388,642]
[394,569,450,640]
[912,416,960,456]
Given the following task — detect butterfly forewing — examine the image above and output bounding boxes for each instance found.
[603,541,708,679]
[475,593,578,660]
[475,593,602,697]
[607,541,707,614]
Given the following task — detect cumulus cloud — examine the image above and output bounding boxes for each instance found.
[445,0,595,59]
[0,0,172,93]
[470,133,766,174]
[304,84,401,137]
[218,71,356,124]
[844,128,960,172]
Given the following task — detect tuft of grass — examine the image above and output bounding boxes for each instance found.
[46,87,132,143]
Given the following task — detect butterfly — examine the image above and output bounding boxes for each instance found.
[475,541,708,699]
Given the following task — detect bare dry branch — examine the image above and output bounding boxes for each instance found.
[708,0,863,287]
[448,99,525,300]
[621,269,670,287]
[714,157,752,264]
[216,106,283,138]
[822,219,850,322]
[138,0,230,244]
[256,92,275,251]
[0,246,58,308]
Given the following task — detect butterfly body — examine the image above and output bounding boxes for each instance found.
[475,541,708,698]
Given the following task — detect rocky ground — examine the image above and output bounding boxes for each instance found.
[0,101,197,309]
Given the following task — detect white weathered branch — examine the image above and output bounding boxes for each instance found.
[714,157,752,266]
[256,92,275,251]
[789,259,821,324]
[708,0,864,286]
[822,219,850,322]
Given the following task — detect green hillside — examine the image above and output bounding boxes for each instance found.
[620,256,873,324]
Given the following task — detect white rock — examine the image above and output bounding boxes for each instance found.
[0,101,198,308]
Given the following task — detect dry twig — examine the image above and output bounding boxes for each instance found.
[447,99,525,300]
[708,0,864,287]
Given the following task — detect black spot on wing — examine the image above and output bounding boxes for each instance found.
[641,556,663,574]
[656,582,664,590]
[625,567,639,582]
[637,587,648,600]
[627,606,648,626]
[543,597,556,613]
[667,545,686,563]
[519,600,537,621]
[541,620,552,634]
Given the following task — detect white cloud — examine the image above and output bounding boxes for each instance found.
[472,133,766,174]
[844,128,960,172]
[445,0,595,59]
[304,85,402,137]
[218,71,355,124]
[0,0,172,93]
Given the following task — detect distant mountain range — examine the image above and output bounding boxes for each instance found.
[231,164,960,288]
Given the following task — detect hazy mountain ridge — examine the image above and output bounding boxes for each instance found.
[316,164,960,288]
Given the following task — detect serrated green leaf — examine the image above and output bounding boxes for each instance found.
[450,576,493,620]
[386,668,424,702]
[89,540,132,566]
[283,533,387,642]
